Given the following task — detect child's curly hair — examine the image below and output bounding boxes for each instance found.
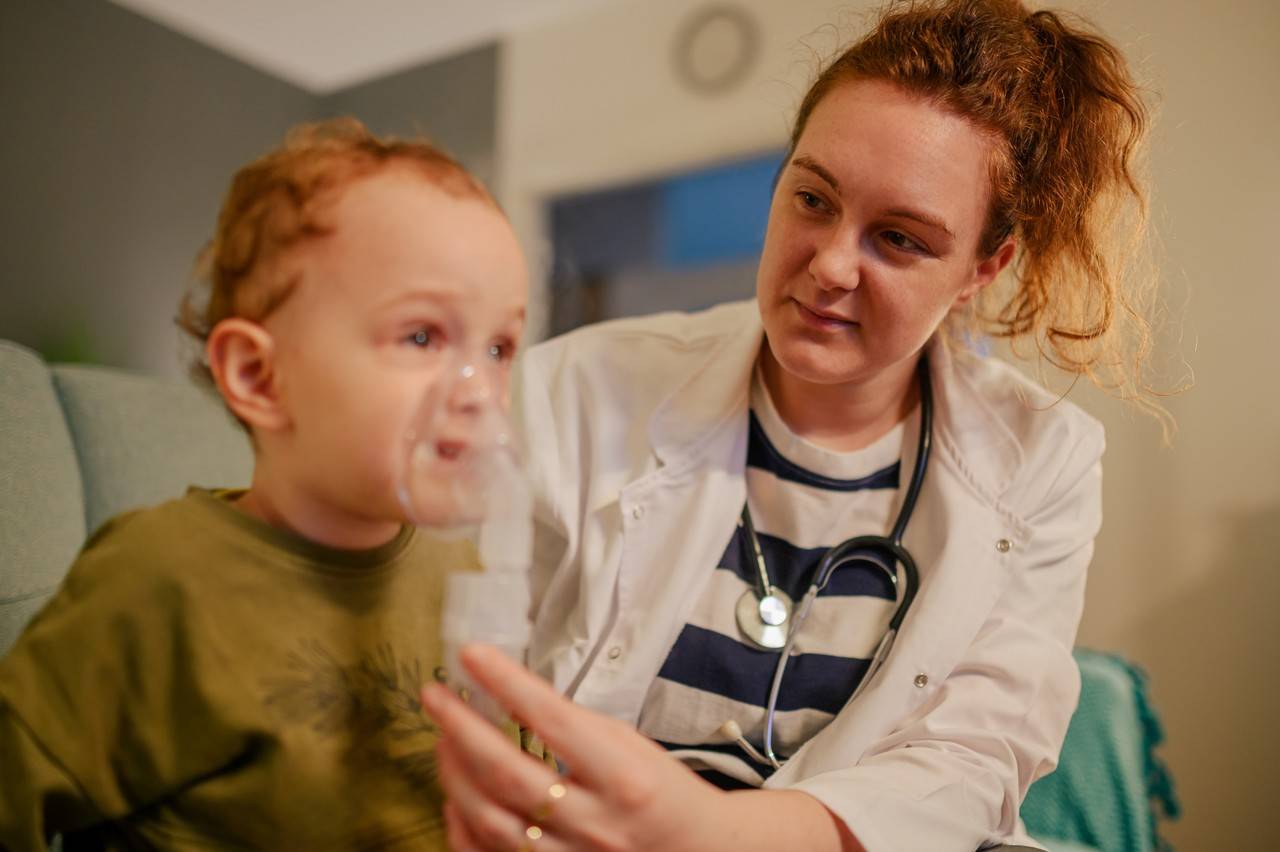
[177,117,496,387]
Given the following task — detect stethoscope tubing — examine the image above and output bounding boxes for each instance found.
[752,357,934,769]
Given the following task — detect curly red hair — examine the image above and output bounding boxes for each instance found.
[792,0,1164,419]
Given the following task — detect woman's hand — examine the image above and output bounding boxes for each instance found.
[421,644,861,852]
[420,644,728,851]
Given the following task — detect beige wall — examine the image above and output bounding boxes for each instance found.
[498,0,1280,847]
[1071,0,1280,845]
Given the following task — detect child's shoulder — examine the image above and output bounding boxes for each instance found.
[3,494,228,697]
[62,490,230,604]
[81,489,206,555]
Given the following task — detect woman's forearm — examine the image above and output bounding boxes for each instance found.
[700,789,866,852]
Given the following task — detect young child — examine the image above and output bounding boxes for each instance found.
[0,118,528,849]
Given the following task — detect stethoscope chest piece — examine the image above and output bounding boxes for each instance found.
[735,585,794,650]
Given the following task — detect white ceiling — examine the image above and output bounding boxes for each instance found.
[108,0,624,94]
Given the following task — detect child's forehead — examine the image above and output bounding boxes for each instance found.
[361,158,497,203]
[303,173,510,264]
[285,172,525,319]
[328,167,484,224]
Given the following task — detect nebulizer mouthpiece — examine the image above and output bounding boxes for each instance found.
[397,340,532,724]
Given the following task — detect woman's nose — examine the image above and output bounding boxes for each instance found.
[808,230,861,291]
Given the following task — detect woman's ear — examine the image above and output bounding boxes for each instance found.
[206,318,289,433]
[956,237,1016,305]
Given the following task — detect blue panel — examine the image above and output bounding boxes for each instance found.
[659,152,784,269]
[549,183,661,280]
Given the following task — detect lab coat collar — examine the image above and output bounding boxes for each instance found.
[645,301,1024,501]
[644,303,761,470]
[924,335,1024,500]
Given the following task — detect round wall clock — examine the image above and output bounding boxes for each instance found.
[672,4,762,96]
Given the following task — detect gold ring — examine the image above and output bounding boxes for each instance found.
[530,781,567,822]
[516,823,543,851]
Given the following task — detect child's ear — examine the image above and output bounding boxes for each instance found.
[956,237,1016,306]
[206,318,289,433]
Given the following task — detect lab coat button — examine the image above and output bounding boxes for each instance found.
[607,646,623,661]
[631,506,645,520]
[995,538,1012,553]
[914,673,928,688]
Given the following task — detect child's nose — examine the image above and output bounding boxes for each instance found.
[448,363,498,413]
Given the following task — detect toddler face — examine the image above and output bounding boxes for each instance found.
[259,166,528,530]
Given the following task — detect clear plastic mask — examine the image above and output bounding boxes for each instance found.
[396,323,533,722]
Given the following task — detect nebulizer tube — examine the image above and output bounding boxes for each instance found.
[397,341,532,726]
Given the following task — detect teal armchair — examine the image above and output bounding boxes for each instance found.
[0,340,251,654]
[1022,649,1180,851]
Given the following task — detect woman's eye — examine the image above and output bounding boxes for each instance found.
[796,190,828,212]
[883,230,926,254]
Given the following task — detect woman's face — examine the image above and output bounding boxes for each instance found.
[756,79,1012,390]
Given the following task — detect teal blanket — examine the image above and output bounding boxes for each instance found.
[1021,649,1180,852]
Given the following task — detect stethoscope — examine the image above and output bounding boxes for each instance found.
[720,357,932,770]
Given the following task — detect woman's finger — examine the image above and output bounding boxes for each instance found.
[422,683,577,821]
[436,736,541,851]
[443,799,482,852]
[455,644,639,787]
[437,737,573,852]
[425,680,642,851]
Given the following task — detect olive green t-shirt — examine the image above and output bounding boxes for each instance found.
[0,488,483,850]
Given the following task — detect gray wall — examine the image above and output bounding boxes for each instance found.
[0,0,316,374]
[0,1,499,376]
[320,45,498,188]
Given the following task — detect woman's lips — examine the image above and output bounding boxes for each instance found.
[792,298,857,330]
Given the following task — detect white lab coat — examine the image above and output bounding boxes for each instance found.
[514,300,1102,852]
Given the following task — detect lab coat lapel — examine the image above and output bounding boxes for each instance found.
[645,302,765,468]
[609,305,764,721]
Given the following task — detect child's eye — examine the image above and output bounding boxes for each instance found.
[405,326,441,348]
[487,340,515,363]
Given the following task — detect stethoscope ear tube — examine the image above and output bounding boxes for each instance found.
[891,358,932,546]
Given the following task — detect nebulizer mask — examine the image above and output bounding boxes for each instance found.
[396,317,531,724]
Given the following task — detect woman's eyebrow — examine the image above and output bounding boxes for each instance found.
[794,154,956,240]
[886,207,956,240]
[792,155,841,192]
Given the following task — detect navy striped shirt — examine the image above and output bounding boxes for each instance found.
[637,368,914,788]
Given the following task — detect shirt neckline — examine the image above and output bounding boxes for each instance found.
[749,364,915,482]
[186,487,417,573]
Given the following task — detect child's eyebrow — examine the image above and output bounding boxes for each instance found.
[372,289,462,310]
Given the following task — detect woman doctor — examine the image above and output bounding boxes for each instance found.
[421,0,1160,849]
